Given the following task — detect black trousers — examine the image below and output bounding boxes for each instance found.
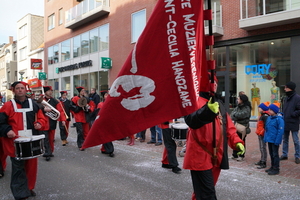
[103,142,114,154]
[10,157,31,200]
[162,128,178,167]
[191,169,217,200]
[59,121,67,140]
[75,122,85,148]
[42,130,52,156]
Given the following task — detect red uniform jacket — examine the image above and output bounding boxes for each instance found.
[183,96,243,171]
[0,99,47,157]
[71,96,95,123]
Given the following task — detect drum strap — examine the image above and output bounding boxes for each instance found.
[191,113,223,166]
[11,99,33,131]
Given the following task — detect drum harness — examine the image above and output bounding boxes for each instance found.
[11,98,33,137]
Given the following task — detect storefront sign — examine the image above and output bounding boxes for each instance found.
[31,59,43,70]
[245,64,271,75]
[38,72,47,80]
[101,57,112,69]
[56,60,92,73]
[28,78,42,88]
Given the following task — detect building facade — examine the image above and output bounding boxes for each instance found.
[43,0,300,119]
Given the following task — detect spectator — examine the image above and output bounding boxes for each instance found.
[264,103,284,175]
[147,125,163,146]
[89,88,100,107]
[280,81,300,164]
[230,94,252,161]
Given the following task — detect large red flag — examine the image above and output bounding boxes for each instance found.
[82,0,206,149]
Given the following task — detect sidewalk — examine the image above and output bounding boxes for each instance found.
[112,123,300,180]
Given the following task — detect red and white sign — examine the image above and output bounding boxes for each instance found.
[82,0,207,149]
[31,59,43,70]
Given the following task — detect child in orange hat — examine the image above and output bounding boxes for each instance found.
[255,101,270,169]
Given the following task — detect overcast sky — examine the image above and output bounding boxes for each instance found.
[0,0,44,45]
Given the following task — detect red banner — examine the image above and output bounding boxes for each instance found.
[28,78,42,88]
[31,59,43,70]
[82,0,206,149]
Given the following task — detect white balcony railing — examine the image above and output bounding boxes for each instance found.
[240,0,300,19]
[205,2,223,36]
[65,0,110,29]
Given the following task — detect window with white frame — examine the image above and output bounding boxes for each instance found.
[48,14,55,30]
[59,8,63,25]
[19,24,27,39]
[19,47,27,60]
[131,9,146,43]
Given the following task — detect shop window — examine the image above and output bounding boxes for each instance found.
[231,38,290,119]
[99,23,109,51]
[61,39,70,61]
[59,8,63,25]
[48,46,54,64]
[90,28,99,53]
[81,32,89,56]
[73,35,81,58]
[53,44,59,63]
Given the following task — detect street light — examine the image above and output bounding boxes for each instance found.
[19,71,25,81]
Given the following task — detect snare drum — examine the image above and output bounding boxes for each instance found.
[171,123,188,140]
[14,135,45,160]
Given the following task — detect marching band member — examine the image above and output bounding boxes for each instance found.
[0,81,47,200]
[40,86,66,161]
[70,87,94,150]
[58,91,71,146]
[183,76,245,200]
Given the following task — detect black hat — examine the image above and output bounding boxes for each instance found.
[76,87,84,93]
[285,81,296,91]
[60,91,67,95]
[43,86,53,93]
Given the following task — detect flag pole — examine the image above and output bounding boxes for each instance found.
[206,0,217,166]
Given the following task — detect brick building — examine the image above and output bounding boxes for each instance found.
[43,0,300,119]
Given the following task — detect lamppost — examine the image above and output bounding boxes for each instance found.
[19,71,25,81]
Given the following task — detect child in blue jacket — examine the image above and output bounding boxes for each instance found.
[264,102,284,175]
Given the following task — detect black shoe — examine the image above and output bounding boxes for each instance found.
[254,160,262,165]
[280,156,288,160]
[257,162,266,169]
[268,169,279,175]
[109,153,114,157]
[79,148,85,151]
[46,157,51,161]
[295,158,300,164]
[0,171,4,178]
[172,167,182,174]
[155,142,162,146]
[147,141,156,144]
[30,190,36,197]
[162,164,173,169]
[265,167,273,172]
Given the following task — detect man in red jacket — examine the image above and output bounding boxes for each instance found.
[183,77,245,200]
[70,87,94,150]
[40,86,66,161]
[0,81,47,200]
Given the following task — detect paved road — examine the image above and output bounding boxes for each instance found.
[1,126,300,200]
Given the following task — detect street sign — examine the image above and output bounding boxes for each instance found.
[38,72,47,80]
[101,57,112,69]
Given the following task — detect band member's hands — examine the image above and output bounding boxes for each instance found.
[62,121,66,126]
[207,97,219,114]
[236,143,245,155]
[7,130,16,138]
[34,123,42,130]
[44,106,52,112]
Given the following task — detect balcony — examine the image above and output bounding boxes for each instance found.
[239,0,300,30]
[205,2,224,36]
[65,0,110,29]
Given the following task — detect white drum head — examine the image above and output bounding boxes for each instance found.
[172,123,188,129]
[14,137,31,142]
[31,135,45,141]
